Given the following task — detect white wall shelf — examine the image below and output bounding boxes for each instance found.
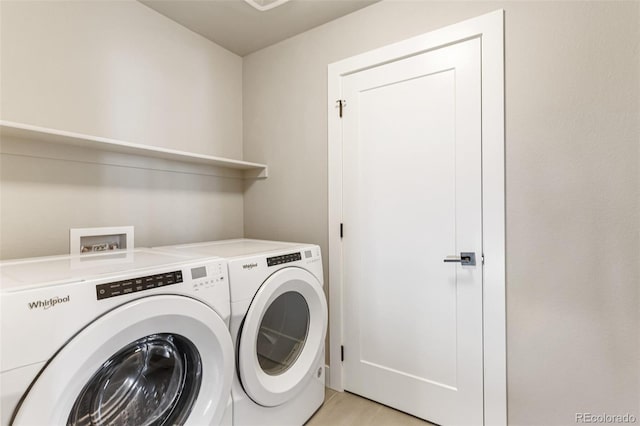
[0,120,267,179]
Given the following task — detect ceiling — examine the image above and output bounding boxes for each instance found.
[140,0,379,56]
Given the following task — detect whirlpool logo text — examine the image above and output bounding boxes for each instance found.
[242,263,258,270]
[28,295,70,310]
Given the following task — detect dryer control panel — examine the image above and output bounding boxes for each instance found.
[266,252,301,267]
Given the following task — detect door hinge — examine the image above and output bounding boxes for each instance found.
[482,254,485,264]
[341,345,344,362]
[340,223,343,239]
[336,99,347,118]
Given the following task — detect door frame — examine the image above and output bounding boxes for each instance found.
[327,10,506,425]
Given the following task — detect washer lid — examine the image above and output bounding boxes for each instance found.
[0,249,219,292]
[12,295,234,426]
[237,267,327,407]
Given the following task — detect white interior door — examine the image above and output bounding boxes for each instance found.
[341,38,483,425]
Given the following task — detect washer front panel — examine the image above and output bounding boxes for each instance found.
[12,295,233,426]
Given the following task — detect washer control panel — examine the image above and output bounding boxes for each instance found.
[190,262,226,292]
[267,252,302,267]
[96,270,183,300]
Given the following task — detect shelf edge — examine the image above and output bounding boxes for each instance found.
[0,120,268,175]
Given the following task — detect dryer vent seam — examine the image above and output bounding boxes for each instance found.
[28,295,70,310]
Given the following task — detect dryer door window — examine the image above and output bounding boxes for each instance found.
[257,291,310,376]
[67,333,201,426]
[238,267,327,407]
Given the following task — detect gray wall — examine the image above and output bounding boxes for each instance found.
[242,1,640,424]
[0,0,244,259]
[1,0,638,423]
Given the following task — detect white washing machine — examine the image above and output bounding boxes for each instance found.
[154,239,327,426]
[0,249,234,426]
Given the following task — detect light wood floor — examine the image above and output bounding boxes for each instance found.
[306,388,435,426]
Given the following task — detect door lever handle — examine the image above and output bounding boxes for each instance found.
[443,252,476,266]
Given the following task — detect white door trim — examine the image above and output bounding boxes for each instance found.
[327,10,506,426]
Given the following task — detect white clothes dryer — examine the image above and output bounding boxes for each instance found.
[0,249,234,426]
[154,239,327,426]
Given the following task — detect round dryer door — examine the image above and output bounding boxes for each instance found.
[238,267,327,407]
[12,295,233,426]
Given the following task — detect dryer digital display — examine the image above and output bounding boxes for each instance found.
[96,270,183,300]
